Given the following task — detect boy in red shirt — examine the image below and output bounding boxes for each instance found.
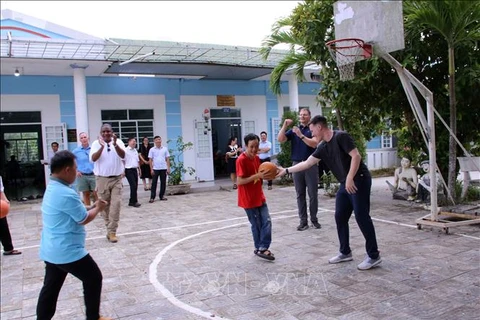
[236,133,275,260]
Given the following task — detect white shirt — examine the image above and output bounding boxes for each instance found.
[259,140,272,160]
[148,146,170,170]
[89,139,126,177]
[124,146,140,169]
[47,150,56,164]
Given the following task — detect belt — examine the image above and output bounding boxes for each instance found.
[80,172,94,176]
[98,175,122,178]
[125,167,138,170]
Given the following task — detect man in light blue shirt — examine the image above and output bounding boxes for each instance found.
[36,150,111,320]
[73,132,97,206]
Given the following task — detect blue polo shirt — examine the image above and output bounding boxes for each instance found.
[40,177,88,264]
[285,126,316,162]
[73,145,94,174]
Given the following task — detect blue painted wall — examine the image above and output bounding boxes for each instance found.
[367,136,381,149]
[1,75,320,151]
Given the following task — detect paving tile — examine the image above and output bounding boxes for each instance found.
[1,177,479,319]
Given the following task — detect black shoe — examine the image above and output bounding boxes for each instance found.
[312,221,321,229]
[128,202,141,207]
[160,197,168,201]
[297,224,309,231]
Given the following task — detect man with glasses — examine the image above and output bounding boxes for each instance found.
[89,123,126,243]
[277,108,320,231]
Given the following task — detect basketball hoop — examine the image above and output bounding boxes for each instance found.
[326,38,372,81]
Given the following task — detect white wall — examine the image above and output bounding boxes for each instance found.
[87,94,165,140]
[0,94,61,122]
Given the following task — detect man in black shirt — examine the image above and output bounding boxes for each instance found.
[277,115,381,270]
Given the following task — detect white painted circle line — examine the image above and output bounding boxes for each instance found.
[148,213,297,319]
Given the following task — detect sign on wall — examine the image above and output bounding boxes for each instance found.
[216,95,235,107]
[67,129,77,143]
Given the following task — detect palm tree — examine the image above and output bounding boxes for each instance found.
[260,17,318,95]
[404,0,480,197]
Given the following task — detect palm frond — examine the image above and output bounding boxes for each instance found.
[260,31,303,60]
[269,52,312,95]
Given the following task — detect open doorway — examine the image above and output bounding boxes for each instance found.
[0,124,45,200]
[210,109,242,178]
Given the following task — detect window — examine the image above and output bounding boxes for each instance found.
[381,132,392,148]
[0,111,41,123]
[210,108,241,118]
[4,132,40,162]
[101,109,154,143]
[243,121,255,136]
[271,118,281,155]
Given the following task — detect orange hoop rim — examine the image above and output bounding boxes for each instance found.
[326,38,372,59]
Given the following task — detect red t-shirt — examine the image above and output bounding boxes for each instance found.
[236,153,266,209]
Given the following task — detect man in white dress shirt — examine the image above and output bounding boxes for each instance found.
[124,137,141,208]
[148,136,170,203]
[89,124,126,243]
[258,131,273,190]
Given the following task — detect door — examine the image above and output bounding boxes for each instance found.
[194,119,214,182]
[42,123,67,184]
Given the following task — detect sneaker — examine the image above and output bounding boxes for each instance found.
[297,223,309,231]
[357,255,382,270]
[312,221,321,229]
[328,252,353,264]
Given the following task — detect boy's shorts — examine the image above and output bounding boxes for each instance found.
[76,175,96,192]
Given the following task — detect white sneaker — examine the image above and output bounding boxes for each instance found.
[357,255,382,270]
[328,252,353,264]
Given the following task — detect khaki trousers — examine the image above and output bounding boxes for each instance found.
[96,175,123,234]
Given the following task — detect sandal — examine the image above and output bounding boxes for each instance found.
[3,250,22,256]
[255,249,275,261]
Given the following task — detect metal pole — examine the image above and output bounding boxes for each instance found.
[379,51,439,221]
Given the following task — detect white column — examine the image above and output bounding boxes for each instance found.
[288,73,299,111]
[71,64,89,143]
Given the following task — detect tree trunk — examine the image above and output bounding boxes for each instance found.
[335,108,344,130]
[447,45,457,200]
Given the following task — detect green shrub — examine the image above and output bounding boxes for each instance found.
[276,110,298,184]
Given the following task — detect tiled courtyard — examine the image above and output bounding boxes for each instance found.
[1,178,479,319]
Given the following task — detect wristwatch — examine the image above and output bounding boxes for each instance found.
[286,168,290,175]
[301,135,305,140]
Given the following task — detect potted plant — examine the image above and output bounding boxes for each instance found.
[167,136,196,195]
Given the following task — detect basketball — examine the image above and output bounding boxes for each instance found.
[259,162,278,180]
[0,200,10,218]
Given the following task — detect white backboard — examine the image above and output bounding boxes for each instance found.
[333,0,405,59]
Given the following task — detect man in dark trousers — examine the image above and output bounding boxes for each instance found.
[277,115,382,270]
